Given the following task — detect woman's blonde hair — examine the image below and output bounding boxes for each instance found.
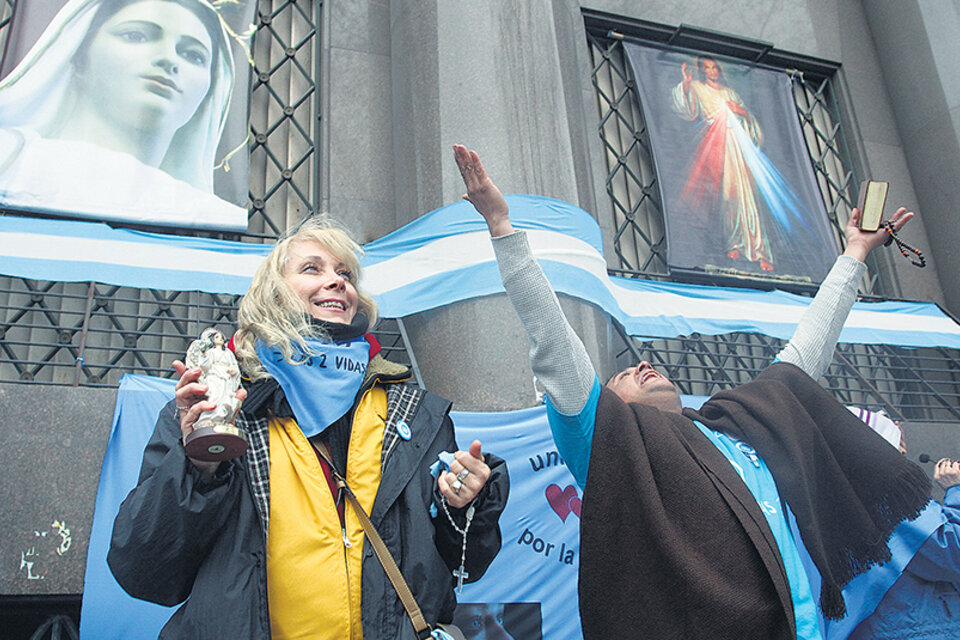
[235,216,378,380]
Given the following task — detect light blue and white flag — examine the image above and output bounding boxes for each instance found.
[0,215,269,293]
[1,195,958,348]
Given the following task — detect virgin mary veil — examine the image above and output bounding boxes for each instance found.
[0,0,235,193]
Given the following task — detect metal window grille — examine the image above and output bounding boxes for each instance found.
[588,28,669,277]
[613,325,960,423]
[0,277,421,388]
[0,0,421,388]
[0,0,13,45]
[585,16,960,422]
[247,0,323,238]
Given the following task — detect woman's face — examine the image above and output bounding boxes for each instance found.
[78,0,214,132]
[283,240,359,325]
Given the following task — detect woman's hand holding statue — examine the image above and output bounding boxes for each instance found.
[172,359,247,477]
[438,440,492,509]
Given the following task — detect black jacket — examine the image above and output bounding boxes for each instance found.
[108,357,509,639]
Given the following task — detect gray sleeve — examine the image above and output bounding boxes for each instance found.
[491,231,597,414]
[775,255,867,379]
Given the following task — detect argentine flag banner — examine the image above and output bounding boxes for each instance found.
[0,195,957,348]
[360,196,960,348]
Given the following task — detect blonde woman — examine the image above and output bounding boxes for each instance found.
[109,216,509,639]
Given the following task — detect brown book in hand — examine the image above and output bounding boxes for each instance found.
[857,180,888,232]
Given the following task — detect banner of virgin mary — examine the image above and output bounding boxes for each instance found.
[0,0,254,231]
[623,42,838,284]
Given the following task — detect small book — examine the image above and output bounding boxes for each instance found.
[857,180,888,232]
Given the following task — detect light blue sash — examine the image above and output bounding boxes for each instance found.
[255,336,370,438]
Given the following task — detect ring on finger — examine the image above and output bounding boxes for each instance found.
[456,468,470,482]
[451,478,463,494]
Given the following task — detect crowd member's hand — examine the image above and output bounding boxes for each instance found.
[438,440,491,508]
[895,421,908,457]
[453,144,514,237]
[843,206,914,263]
[935,458,960,491]
[172,359,247,478]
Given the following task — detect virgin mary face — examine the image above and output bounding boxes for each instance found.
[77,0,214,133]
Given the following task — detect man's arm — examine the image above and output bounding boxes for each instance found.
[453,144,595,414]
[776,206,914,379]
[454,145,597,486]
[491,231,597,415]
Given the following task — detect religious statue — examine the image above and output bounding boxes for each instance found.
[183,327,248,460]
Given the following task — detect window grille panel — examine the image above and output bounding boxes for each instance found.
[0,278,420,388]
[248,0,323,238]
[588,30,667,277]
[0,0,13,52]
[614,329,960,423]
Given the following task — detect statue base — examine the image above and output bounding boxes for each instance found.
[184,424,248,461]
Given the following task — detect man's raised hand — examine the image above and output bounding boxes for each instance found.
[453,144,514,237]
[843,206,915,263]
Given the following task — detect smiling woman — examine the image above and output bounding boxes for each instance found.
[283,240,360,325]
[107,215,510,638]
[0,0,247,229]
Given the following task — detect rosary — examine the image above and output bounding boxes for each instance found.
[440,497,475,594]
[883,221,926,268]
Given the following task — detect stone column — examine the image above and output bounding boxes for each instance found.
[389,0,615,409]
[861,0,957,313]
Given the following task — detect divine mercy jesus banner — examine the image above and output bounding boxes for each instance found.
[623,42,838,285]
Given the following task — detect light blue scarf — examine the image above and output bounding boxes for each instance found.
[255,336,370,438]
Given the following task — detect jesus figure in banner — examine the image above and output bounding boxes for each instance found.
[672,56,780,272]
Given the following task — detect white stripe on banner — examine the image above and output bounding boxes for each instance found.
[0,216,269,294]
[364,227,960,346]
[1,195,958,348]
[1,231,266,277]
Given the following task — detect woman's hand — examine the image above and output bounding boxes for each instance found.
[935,458,960,491]
[843,206,915,263]
[453,144,514,237]
[172,359,247,478]
[438,440,492,508]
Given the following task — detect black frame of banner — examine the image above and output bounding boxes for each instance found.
[584,11,960,424]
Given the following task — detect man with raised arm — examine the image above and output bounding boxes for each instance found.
[453,145,933,640]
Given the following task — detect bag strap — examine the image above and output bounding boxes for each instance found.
[311,439,435,639]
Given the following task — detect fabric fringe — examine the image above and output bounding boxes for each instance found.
[821,457,931,619]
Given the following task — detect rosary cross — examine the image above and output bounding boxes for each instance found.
[453,567,469,591]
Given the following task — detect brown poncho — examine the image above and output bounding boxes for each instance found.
[579,363,930,640]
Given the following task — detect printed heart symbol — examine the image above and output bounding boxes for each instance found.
[545,483,581,522]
